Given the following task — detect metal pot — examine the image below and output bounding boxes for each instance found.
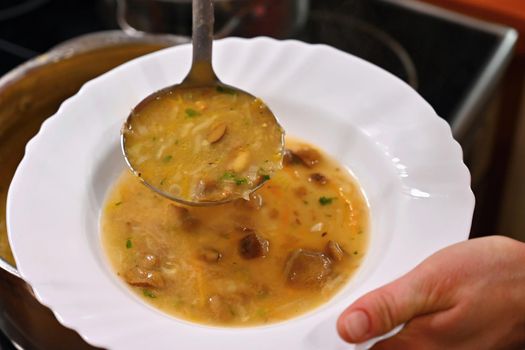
[0,30,188,349]
[109,0,309,38]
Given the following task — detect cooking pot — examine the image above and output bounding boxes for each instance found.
[0,30,188,349]
[109,0,309,38]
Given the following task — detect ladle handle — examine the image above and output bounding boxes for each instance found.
[186,0,218,84]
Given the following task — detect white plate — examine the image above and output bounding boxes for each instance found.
[7,37,474,350]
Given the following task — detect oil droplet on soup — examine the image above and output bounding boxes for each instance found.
[123,86,284,203]
[102,138,369,326]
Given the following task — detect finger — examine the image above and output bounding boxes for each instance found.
[337,266,448,343]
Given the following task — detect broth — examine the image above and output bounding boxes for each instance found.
[123,86,284,203]
[102,138,368,326]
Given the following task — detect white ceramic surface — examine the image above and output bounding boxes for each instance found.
[7,37,474,350]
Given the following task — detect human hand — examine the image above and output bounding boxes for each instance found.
[337,236,525,349]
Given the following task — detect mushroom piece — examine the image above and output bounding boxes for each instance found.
[284,249,332,287]
[294,148,322,168]
[239,233,269,259]
[194,179,232,202]
[167,203,201,231]
[200,248,223,263]
[325,240,344,262]
[309,172,328,185]
[207,122,227,143]
[124,266,165,288]
[283,149,301,166]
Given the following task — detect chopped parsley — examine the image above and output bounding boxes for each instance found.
[115,201,122,206]
[221,172,248,186]
[319,196,335,205]
[143,289,156,298]
[221,172,247,186]
[221,172,236,181]
[125,238,132,249]
[185,108,200,117]
[261,174,271,181]
[235,177,248,185]
[162,155,173,163]
[216,85,237,95]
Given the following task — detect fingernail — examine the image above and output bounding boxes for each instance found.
[344,310,370,340]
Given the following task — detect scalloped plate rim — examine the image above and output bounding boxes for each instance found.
[7,37,474,350]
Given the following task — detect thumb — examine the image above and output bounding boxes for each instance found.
[337,268,445,343]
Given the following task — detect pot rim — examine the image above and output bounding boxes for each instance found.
[0,30,188,91]
[0,257,19,277]
[0,30,188,278]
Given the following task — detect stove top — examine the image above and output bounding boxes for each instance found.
[0,328,15,350]
[303,0,515,138]
[0,0,516,138]
[0,0,106,72]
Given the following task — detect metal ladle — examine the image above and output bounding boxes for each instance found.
[121,0,285,206]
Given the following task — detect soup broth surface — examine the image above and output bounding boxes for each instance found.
[102,138,368,326]
[123,85,284,203]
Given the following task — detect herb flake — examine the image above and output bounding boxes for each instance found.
[143,289,156,298]
[235,177,248,185]
[126,238,132,249]
[185,108,200,118]
[221,172,248,186]
[216,85,237,95]
[221,172,236,181]
[319,196,335,206]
